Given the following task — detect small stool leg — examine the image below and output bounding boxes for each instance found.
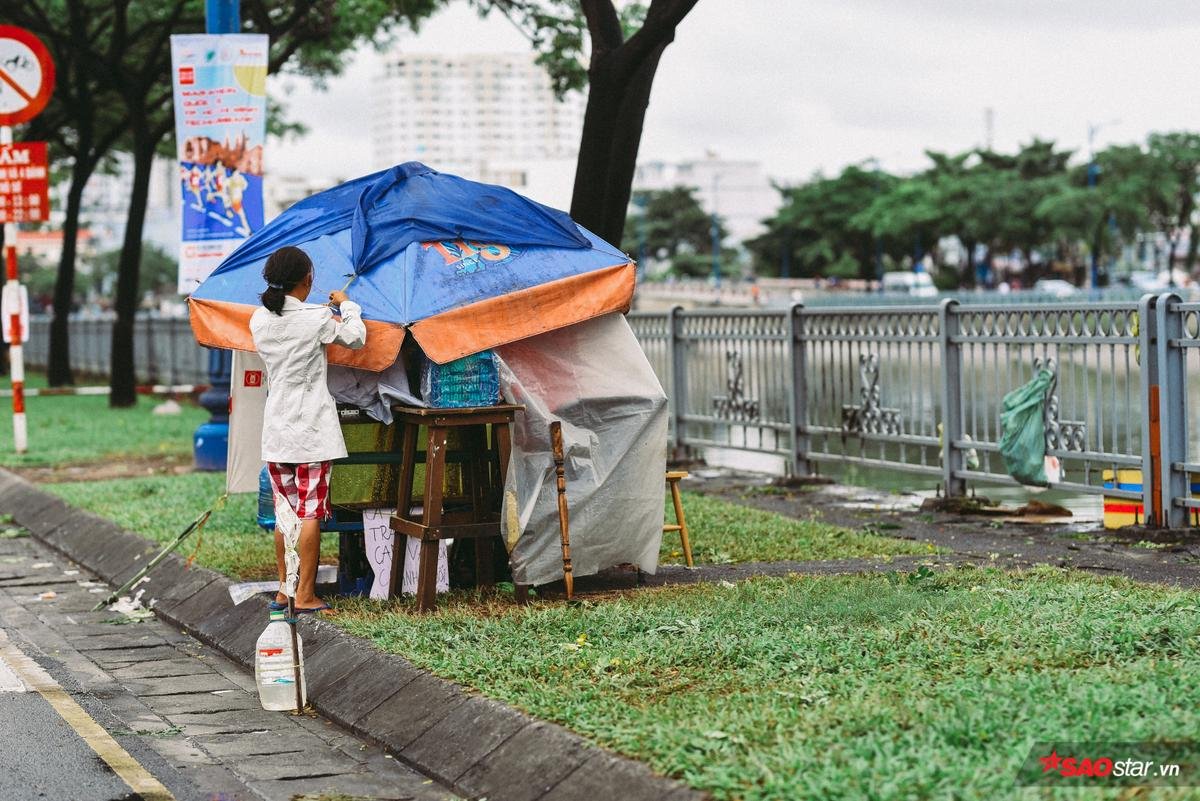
[417,427,448,613]
[388,422,418,599]
[467,427,494,589]
[670,479,693,568]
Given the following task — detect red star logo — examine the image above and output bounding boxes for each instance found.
[1040,750,1062,773]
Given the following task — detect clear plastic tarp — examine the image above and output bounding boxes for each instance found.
[496,313,668,586]
[326,312,668,587]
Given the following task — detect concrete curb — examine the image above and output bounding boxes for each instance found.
[0,469,704,801]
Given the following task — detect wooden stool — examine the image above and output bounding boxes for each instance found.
[664,470,693,568]
[387,404,524,612]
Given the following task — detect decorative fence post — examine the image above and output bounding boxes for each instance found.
[939,298,966,497]
[1137,294,1160,525]
[787,302,811,477]
[667,305,688,459]
[1155,292,1188,528]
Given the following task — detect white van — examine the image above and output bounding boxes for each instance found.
[881,271,938,297]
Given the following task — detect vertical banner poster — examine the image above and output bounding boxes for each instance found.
[170,34,268,294]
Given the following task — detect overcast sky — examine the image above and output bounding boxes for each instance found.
[267,0,1200,186]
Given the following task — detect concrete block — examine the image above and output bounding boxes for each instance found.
[403,694,530,786]
[456,721,593,801]
[357,671,468,752]
[541,752,706,801]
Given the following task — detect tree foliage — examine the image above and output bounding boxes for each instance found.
[751,133,1200,285]
[16,0,446,403]
[621,186,726,276]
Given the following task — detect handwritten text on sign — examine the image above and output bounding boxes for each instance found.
[361,508,449,598]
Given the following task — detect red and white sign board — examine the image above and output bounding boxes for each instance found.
[0,141,48,222]
[0,26,55,127]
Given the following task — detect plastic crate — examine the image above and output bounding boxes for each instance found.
[420,350,500,408]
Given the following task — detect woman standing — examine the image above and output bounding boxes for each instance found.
[251,246,366,613]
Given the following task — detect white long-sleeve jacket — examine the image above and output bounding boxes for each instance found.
[250,295,367,463]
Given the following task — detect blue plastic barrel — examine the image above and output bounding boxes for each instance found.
[257,466,275,531]
[193,421,228,472]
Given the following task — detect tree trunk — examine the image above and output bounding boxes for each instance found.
[569,43,668,247]
[48,158,93,386]
[109,129,155,408]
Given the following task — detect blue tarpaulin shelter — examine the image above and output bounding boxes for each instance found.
[190,162,635,368]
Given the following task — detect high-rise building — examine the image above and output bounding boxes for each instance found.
[633,156,778,246]
[370,52,585,209]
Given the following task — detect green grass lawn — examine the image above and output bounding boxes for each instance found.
[44,472,927,581]
[0,387,205,468]
[663,490,933,565]
[335,568,1200,801]
[44,472,336,580]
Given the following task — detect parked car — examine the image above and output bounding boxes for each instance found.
[1032,279,1080,298]
[881,271,938,297]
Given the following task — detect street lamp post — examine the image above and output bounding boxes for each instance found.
[193,0,240,471]
[710,172,721,287]
[1087,118,1120,291]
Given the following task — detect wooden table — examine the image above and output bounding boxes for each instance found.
[387,404,525,612]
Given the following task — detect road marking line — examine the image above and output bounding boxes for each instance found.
[0,630,175,801]
[0,649,25,692]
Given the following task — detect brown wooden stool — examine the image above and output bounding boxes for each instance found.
[387,404,525,612]
[664,470,694,568]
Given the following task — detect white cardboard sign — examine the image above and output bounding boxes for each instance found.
[361,507,448,598]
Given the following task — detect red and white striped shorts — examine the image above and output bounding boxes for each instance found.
[267,461,332,521]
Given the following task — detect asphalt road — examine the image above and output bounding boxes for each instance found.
[0,690,138,801]
[0,531,461,801]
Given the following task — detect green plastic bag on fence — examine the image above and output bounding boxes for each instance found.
[998,367,1054,486]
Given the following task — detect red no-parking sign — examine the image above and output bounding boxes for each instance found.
[0,26,55,127]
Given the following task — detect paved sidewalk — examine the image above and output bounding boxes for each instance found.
[0,530,461,801]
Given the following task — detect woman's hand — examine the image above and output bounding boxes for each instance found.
[329,290,349,306]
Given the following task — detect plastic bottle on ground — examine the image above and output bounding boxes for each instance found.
[255,609,306,711]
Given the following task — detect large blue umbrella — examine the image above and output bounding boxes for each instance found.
[189,162,635,368]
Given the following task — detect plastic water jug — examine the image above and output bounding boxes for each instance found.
[257,466,275,531]
[255,610,306,711]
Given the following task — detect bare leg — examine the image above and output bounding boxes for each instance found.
[274,528,286,604]
[294,518,323,609]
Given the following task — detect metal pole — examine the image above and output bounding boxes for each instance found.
[939,298,965,496]
[1138,293,1160,525]
[787,302,810,477]
[1,126,26,454]
[193,0,240,470]
[668,305,687,459]
[710,174,720,287]
[1156,292,1187,527]
[206,0,241,32]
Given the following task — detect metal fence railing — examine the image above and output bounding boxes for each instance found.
[22,296,1199,527]
[630,293,1196,528]
[25,313,209,385]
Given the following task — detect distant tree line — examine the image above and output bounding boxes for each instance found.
[744,133,1200,287]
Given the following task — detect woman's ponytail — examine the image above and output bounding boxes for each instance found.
[260,246,313,315]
